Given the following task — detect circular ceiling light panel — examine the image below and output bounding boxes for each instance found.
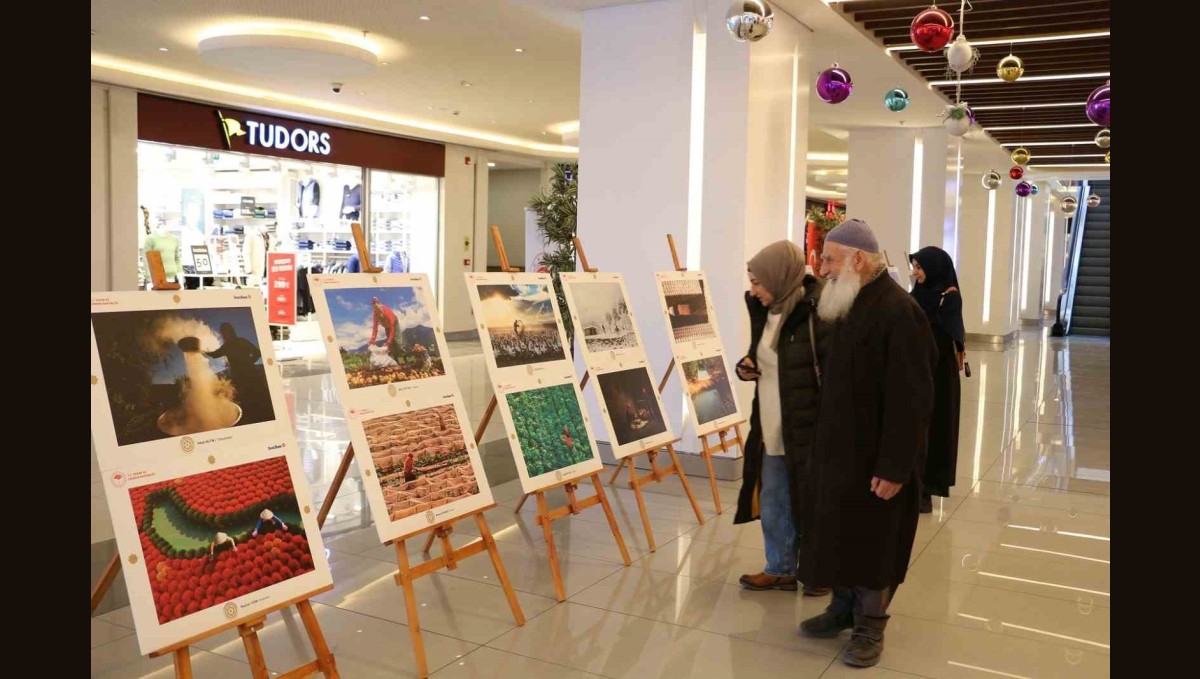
[198,27,379,81]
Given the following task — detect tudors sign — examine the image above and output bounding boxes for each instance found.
[137,94,445,177]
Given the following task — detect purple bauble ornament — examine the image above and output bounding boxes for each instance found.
[1015,181,1032,198]
[816,63,853,104]
[1086,81,1110,127]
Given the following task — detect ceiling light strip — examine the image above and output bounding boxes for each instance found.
[91,54,578,155]
[1028,163,1109,168]
[1001,141,1093,147]
[974,102,1085,111]
[985,123,1099,131]
[930,72,1109,86]
[888,30,1109,53]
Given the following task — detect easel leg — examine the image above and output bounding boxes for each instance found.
[534,493,568,602]
[474,513,525,625]
[666,444,706,524]
[91,554,121,614]
[317,445,356,529]
[607,460,625,486]
[173,647,193,679]
[238,622,270,679]
[590,474,632,566]
[393,541,429,678]
[626,458,657,552]
[514,493,529,513]
[297,599,340,678]
[702,447,724,515]
[420,531,436,554]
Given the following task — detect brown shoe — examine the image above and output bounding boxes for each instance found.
[739,572,798,591]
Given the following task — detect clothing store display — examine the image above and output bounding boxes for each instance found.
[387,250,410,273]
[143,231,182,280]
[298,179,320,218]
[347,254,362,274]
[243,228,267,280]
[341,184,362,221]
[295,264,323,317]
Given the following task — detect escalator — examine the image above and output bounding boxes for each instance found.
[1069,180,1110,337]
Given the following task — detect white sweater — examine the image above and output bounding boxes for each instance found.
[755,313,785,457]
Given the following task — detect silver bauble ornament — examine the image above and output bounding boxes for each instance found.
[1095,128,1110,149]
[1086,194,1101,208]
[726,1,774,43]
[981,171,1001,190]
[1059,195,1078,216]
[946,35,979,74]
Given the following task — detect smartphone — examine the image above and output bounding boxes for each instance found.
[964,362,972,378]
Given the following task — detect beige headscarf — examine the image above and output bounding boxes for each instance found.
[747,240,808,349]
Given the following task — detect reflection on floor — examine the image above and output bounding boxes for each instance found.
[91,329,1110,678]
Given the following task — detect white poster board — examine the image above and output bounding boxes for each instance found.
[653,271,744,441]
[308,274,493,542]
[465,272,604,492]
[561,272,676,458]
[90,289,332,655]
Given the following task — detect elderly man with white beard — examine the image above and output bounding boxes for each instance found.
[796,219,938,668]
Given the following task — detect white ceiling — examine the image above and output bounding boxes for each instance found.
[92,0,1097,187]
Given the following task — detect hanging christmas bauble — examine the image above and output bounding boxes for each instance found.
[996,54,1025,82]
[946,34,978,74]
[1009,165,1024,180]
[1029,183,1040,196]
[1059,195,1078,216]
[910,6,954,52]
[1086,81,1110,127]
[884,88,909,112]
[1104,150,1110,164]
[1015,181,1032,197]
[1086,194,1101,208]
[981,171,1001,190]
[943,103,973,137]
[816,63,853,104]
[726,1,774,42]
[1095,128,1110,149]
[1010,147,1031,166]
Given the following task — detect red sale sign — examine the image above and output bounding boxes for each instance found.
[267,253,296,326]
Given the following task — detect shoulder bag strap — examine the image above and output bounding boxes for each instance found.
[808,300,822,388]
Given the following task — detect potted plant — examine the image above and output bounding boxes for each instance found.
[528,163,579,350]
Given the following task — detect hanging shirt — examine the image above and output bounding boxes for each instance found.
[341,184,362,221]
[144,232,181,279]
[297,179,320,218]
[756,312,785,457]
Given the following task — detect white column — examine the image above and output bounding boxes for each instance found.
[1020,189,1050,321]
[91,83,139,292]
[958,174,1021,338]
[579,0,810,456]
[440,145,479,333]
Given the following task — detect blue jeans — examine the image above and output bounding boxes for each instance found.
[760,453,797,577]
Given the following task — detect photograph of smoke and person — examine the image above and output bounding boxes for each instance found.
[92,307,275,446]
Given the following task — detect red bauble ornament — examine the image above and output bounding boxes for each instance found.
[1009,166,1024,180]
[910,6,955,52]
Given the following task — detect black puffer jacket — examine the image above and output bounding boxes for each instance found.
[733,275,833,530]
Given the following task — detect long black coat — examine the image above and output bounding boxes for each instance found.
[797,274,937,590]
[734,276,833,535]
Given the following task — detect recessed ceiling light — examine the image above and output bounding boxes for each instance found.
[427,106,434,110]
[419,16,431,21]
[461,80,472,87]
[541,132,548,136]
[528,99,535,103]
[515,48,525,53]
[159,47,170,52]
[380,61,390,66]
[357,91,365,95]
[487,162,496,167]
[91,29,96,36]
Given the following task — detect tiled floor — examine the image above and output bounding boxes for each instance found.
[91,329,1110,678]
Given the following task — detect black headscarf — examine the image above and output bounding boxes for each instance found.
[910,246,965,349]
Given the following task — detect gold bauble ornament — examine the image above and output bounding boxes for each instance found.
[1010,147,1031,166]
[1095,128,1110,149]
[996,54,1024,82]
[1105,150,1110,164]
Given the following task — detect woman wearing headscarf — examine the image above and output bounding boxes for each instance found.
[734,240,832,596]
[908,246,966,513]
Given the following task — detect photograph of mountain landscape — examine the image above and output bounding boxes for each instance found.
[322,287,445,388]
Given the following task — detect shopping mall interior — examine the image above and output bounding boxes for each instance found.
[90,1,1111,677]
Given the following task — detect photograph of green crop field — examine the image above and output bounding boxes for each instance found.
[505,384,593,477]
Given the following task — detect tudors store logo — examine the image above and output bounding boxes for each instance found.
[217,110,332,156]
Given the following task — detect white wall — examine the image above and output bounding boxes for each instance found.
[487,169,542,269]
[846,127,917,266]
[91,83,139,292]
[958,174,1021,337]
[440,145,483,334]
[1020,190,1049,320]
[918,128,950,252]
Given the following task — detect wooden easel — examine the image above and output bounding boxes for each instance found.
[350,222,383,274]
[425,227,631,601]
[548,236,704,552]
[91,254,339,678]
[616,233,745,514]
[307,225,524,677]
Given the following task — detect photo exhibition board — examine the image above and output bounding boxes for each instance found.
[465,272,604,492]
[308,274,493,542]
[89,290,332,655]
[653,270,744,441]
[560,272,677,459]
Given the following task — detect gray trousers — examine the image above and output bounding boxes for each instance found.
[829,585,897,619]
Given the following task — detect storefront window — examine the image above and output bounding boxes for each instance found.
[368,170,440,288]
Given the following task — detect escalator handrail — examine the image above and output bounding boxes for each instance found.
[1056,181,1090,334]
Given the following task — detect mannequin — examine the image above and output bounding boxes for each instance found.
[140,205,182,285]
[243,226,268,284]
[297,178,320,218]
